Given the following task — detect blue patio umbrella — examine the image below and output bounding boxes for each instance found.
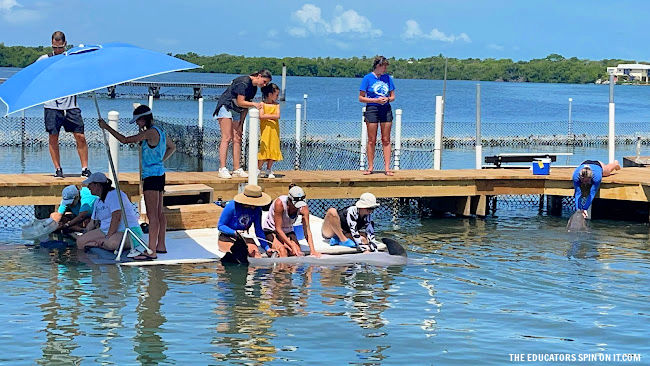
[0,42,200,261]
[0,42,199,115]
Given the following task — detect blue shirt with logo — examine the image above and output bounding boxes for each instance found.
[217,200,268,251]
[360,72,395,106]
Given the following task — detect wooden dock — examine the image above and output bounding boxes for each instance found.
[1,168,650,210]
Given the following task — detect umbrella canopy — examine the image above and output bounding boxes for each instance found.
[0,42,199,115]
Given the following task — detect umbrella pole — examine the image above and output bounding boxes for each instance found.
[92,93,151,261]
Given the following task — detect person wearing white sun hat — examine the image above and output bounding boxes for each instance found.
[321,192,380,252]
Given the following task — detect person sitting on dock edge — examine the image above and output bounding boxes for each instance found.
[262,184,320,257]
[218,184,273,263]
[322,192,380,252]
[50,184,97,232]
[573,159,621,218]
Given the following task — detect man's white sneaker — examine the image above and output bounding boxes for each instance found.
[218,167,232,179]
[232,168,248,178]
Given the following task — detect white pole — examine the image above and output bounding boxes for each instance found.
[108,111,120,181]
[608,74,615,163]
[247,108,259,185]
[476,84,482,170]
[394,109,402,171]
[434,96,443,170]
[148,95,154,110]
[360,106,367,171]
[198,97,204,131]
[295,104,302,170]
[303,94,308,121]
[280,63,287,101]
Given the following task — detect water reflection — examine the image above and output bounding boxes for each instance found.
[134,267,168,365]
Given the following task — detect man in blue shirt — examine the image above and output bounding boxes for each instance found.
[573,159,621,218]
[50,184,98,232]
[217,184,272,264]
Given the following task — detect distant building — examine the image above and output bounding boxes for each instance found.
[607,64,650,82]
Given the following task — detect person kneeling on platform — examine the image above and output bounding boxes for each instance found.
[262,184,320,258]
[322,192,380,252]
[573,159,621,218]
[76,173,145,257]
[218,184,274,264]
[51,184,97,233]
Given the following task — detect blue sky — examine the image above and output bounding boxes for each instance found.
[0,0,646,61]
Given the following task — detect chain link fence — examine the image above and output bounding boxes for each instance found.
[0,112,644,228]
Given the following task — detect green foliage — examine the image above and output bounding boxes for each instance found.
[0,43,637,84]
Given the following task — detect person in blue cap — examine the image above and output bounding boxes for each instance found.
[50,184,97,232]
[573,159,621,218]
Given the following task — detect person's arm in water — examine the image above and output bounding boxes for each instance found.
[346,208,363,245]
[217,201,237,236]
[272,200,296,252]
[300,206,320,257]
[251,207,270,252]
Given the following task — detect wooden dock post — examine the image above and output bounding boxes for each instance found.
[546,195,563,216]
[295,104,302,170]
[360,107,367,171]
[394,109,402,171]
[434,95,443,170]
[247,108,260,185]
[108,111,120,179]
[280,63,287,101]
[197,97,204,171]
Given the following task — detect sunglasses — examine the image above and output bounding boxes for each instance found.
[51,45,66,49]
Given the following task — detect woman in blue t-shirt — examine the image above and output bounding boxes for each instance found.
[573,159,621,218]
[359,56,396,176]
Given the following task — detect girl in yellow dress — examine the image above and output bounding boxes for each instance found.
[258,83,283,178]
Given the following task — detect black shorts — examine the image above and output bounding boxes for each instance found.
[263,230,297,244]
[44,108,84,135]
[364,104,393,123]
[581,160,602,168]
[143,174,165,192]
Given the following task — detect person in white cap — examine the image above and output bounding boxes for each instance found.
[262,184,320,257]
[321,192,380,252]
[50,184,97,232]
[76,172,146,258]
[99,105,176,256]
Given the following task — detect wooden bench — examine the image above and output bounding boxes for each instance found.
[140,184,220,230]
[163,184,214,206]
[484,152,573,168]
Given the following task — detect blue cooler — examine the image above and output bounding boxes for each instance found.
[532,158,551,175]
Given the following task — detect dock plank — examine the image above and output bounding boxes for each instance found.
[1,167,649,206]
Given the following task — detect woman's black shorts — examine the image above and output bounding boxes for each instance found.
[143,174,165,192]
[581,160,602,168]
[364,104,393,123]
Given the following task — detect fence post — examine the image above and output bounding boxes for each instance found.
[21,110,26,147]
[108,111,120,181]
[247,108,259,185]
[280,63,287,101]
[197,97,204,171]
[303,94,308,121]
[434,96,443,170]
[241,112,249,170]
[394,109,402,171]
[295,104,302,170]
[608,73,615,163]
[567,97,573,141]
[148,95,154,110]
[360,106,367,171]
[476,84,482,170]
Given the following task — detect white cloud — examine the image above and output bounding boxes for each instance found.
[487,43,504,51]
[288,4,381,38]
[1,0,43,24]
[402,19,471,43]
[288,27,307,38]
[268,29,279,38]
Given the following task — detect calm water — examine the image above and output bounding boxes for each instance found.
[1,68,650,364]
[0,212,648,365]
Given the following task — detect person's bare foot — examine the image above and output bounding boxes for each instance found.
[363,170,373,175]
